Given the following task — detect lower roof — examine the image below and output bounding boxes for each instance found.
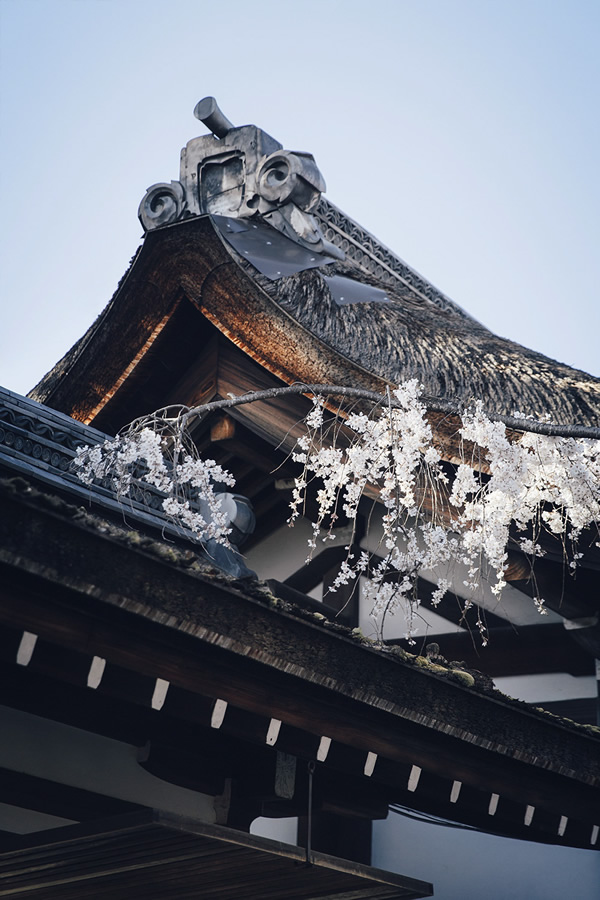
[0,810,432,899]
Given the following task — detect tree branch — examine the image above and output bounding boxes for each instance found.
[164,384,600,440]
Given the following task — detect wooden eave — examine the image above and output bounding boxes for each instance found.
[30,215,600,449]
[29,217,386,420]
[0,811,432,899]
[0,476,598,851]
[29,217,465,457]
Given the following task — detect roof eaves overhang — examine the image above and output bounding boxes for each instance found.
[0,475,598,850]
[0,810,433,899]
[27,217,384,415]
[28,216,469,461]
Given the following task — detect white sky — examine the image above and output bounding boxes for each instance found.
[1,0,598,397]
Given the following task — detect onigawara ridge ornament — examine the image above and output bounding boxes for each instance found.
[138,96,342,260]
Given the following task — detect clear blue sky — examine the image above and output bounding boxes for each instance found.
[1,0,599,397]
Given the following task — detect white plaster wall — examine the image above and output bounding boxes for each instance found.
[245,509,564,639]
[359,511,562,630]
[373,813,600,900]
[0,705,218,830]
[251,815,298,844]
[245,508,597,896]
[248,811,600,899]
[246,514,594,714]
[357,575,466,642]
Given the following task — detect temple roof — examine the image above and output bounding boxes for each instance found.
[30,212,600,431]
[236,233,600,426]
[30,98,600,429]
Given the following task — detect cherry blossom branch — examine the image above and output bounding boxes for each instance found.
[161,384,600,440]
[75,380,600,646]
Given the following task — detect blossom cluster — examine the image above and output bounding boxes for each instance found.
[453,402,600,598]
[71,385,600,646]
[74,426,235,544]
[291,386,600,642]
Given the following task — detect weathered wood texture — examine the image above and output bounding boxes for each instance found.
[0,811,432,899]
[259,259,600,426]
[30,217,600,445]
[29,218,383,430]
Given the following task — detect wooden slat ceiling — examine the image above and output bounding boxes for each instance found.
[0,812,432,899]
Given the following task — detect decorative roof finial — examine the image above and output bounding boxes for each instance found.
[138,98,342,259]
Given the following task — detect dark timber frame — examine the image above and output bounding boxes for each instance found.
[1,476,598,854]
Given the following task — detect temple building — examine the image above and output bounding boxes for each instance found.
[0,98,598,898]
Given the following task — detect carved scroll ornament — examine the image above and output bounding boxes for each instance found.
[138,98,342,258]
[136,98,473,319]
[138,181,187,231]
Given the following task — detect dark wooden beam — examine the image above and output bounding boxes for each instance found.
[245,492,289,541]
[363,552,508,631]
[415,577,507,630]
[0,767,140,824]
[506,555,600,621]
[1,483,599,846]
[210,415,297,478]
[91,299,218,435]
[0,560,597,831]
[285,546,350,594]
